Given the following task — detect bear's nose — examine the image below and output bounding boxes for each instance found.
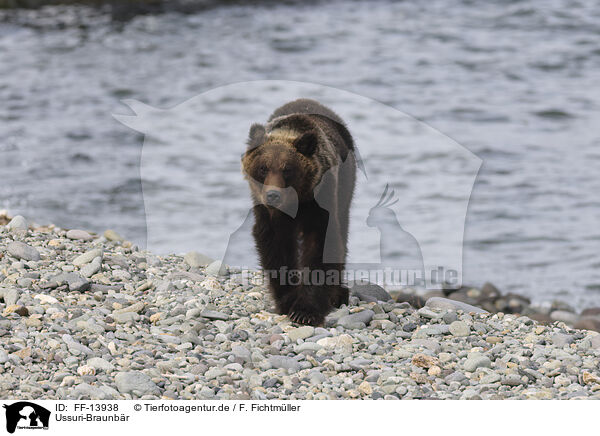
[266,190,282,206]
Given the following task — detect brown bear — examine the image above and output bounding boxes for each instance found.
[242,98,357,326]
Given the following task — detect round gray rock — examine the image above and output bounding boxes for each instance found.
[8,241,40,261]
[7,215,28,232]
[350,280,392,302]
[115,371,160,396]
[449,321,470,337]
[464,355,492,372]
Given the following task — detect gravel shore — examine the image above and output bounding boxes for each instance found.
[1,212,599,400]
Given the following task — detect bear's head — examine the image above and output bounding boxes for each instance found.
[242,123,320,210]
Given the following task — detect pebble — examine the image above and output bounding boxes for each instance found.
[3,288,19,306]
[411,353,439,368]
[206,260,228,276]
[425,297,488,314]
[551,333,574,347]
[80,257,102,278]
[231,345,251,362]
[184,251,213,268]
[317,334,354,350]
[77,365,96,376]
[200,310,229,321]
[350,281,392,302]
[0,215,598,401]
[73,383,107,400]
[114,371,160,396]
[3,305,29,317]
[104,230,124,242]
[7,241,40,261]
[113,312,139,323]
[463,355,492,372]
[73,249,103,266]
[51,272,90,292]
[87,357,115,373]
[480,373,501,384]
[449,321,470,337]
[337,310,374,328]
[501,374,524,386]
[268,356,301,373]
[34,294,59,305]
[7,215,28,232]
[288,326,315,341]
[417,307,441,319]
[358,381,373,395]
[66,229,93,241]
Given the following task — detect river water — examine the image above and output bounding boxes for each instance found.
[1,0,599,308]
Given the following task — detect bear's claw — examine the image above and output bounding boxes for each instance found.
[288,310,324,326]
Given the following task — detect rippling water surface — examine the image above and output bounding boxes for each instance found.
[1,0,599,308]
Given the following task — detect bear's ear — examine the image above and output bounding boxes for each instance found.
[293,131,318,156]
[247,123,266,151]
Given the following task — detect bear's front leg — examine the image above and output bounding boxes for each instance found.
[288,219,334,326]
[252,206,299,315]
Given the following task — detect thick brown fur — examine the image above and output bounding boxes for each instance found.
[242,99,357,326]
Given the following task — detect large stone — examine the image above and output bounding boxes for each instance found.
[337,310,375,328]
[350,280,392,302]
[7,241,40,261]
[115,371,160,396]
[425,297,488,314]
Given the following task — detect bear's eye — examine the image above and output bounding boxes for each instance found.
[282,168,293,179]
[258,165,268,177]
